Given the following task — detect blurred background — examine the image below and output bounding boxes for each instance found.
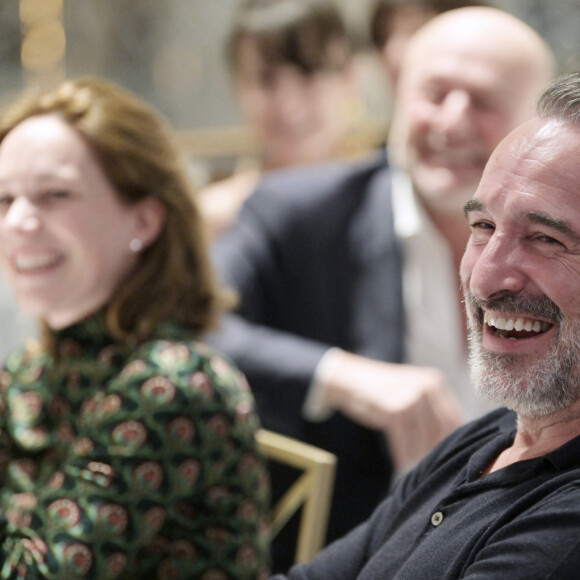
[2,0,580,183]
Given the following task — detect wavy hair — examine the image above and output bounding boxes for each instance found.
[0,77,232,347]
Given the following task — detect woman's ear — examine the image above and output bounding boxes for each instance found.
[133,197,166,249]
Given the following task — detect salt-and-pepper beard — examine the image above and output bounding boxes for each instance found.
[464,289,580,418]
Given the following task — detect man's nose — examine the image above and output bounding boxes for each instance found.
[435,89,474,143]
[467,235,527,301]
[272,72,311,121]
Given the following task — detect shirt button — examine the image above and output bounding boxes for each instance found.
[431,511,444,526]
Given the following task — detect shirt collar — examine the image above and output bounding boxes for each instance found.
[391,167,445,249]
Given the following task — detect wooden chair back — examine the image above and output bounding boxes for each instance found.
[256,428,337,564]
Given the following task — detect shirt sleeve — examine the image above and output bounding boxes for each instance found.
[270,494,398,579]
[301,348,344,422]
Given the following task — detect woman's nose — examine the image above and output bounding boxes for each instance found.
[4,197,41,233]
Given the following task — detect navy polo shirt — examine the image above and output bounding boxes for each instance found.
[277,408,580,579]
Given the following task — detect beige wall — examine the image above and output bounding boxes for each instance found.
[1,0,579,131]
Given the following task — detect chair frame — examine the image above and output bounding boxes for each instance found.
[256,428,337,564]
[176,117,389,161]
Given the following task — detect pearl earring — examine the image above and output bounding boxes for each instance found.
[129,238,143,252]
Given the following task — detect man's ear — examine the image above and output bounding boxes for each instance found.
[133,197,166,249]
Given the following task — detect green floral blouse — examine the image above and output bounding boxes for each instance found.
[0,315,271,579]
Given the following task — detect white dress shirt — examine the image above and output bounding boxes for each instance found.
[391,169,494,420]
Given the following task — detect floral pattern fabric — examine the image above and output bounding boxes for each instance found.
[0,315,271,579]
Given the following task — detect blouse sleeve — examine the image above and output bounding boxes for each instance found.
[0,340,271,579]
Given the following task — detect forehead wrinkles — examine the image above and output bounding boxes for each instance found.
[510,145,580,202]
[476,121,580,206]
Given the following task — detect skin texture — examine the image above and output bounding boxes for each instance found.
[461,117,580,472]
[0,114,164,329]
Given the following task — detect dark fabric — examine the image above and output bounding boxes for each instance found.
[0,314,271,579]
[207,152,405,570]
[274,407,580,579]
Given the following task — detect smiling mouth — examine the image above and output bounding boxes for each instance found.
[428,150,482,168]
[13,254,63,273]
[483,311,553,339]
[423,138,484,168]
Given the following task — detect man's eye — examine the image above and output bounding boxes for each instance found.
[469,220,494,231]
[258,69,277,89]
[536,234,564,246]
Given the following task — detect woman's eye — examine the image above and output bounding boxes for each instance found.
[423,85,446,104]
[42,190,69,202]
[0,195,14,209]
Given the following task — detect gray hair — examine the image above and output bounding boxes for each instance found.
[538,71,580,123]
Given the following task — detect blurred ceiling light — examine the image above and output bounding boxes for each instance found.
[21,20,66,72]
[20,0,63,26]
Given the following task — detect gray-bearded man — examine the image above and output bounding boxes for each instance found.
[272,71,580,580]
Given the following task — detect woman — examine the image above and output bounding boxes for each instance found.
[0,77,270,578]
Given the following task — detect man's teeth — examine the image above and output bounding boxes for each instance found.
[484,311,550,333]
[15,255,60,271]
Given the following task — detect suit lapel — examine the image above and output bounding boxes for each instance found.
[348,165,405,363]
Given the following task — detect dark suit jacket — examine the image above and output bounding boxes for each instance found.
[208,151,405,569]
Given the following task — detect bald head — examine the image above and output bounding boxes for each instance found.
[404,7,555,116]
[389,6,555,213]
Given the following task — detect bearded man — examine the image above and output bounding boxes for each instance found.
[272,70,580,580]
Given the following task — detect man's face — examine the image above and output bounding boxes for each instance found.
[234,39,353,169]
[460,118,580,417]
[389,19,545,212]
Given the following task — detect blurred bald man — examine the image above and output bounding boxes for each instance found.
[208,6,555,570]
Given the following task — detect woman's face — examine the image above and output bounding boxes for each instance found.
[0,114,151,329]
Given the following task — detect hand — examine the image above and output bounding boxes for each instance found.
[319,351,465,472]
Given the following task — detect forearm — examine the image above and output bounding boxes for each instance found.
[316,351,464,470]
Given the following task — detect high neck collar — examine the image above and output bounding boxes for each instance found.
[49,312,119,360]
[48,313,192,360]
